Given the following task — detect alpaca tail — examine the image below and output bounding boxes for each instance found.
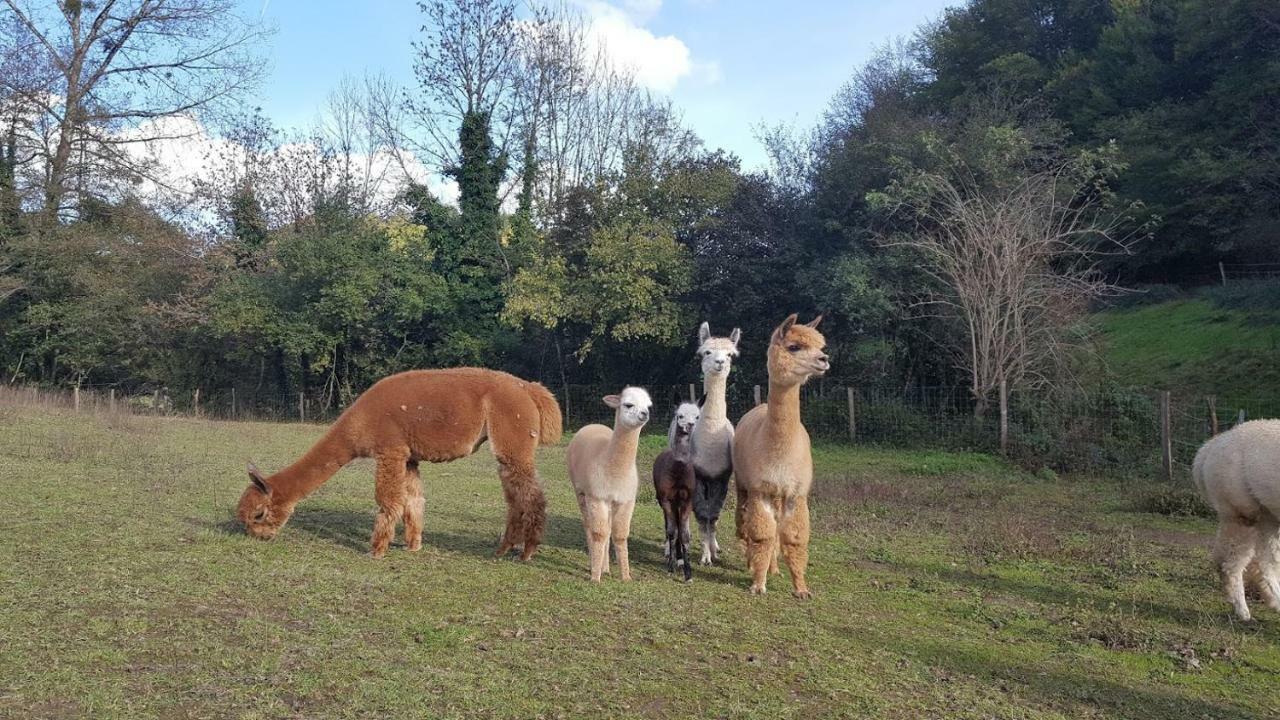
[525,381,563,446]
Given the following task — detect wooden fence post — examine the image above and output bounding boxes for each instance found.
[753,385,762,406]
[193,388,201,417]
[688,383,697,402]
[299,392,306,423]
[1160,391,1173,482]
[1238,409,1246,426]
[73,386,80,413]
[1207,395,1218,436]
[152,389,160,414]
[1219,261,1227,286]
[231,388,237,419]
[108,388,115,413]
[846,386,856,441]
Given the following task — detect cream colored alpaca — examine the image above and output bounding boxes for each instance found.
[1193,419,1280,621]
[567,387,653,581]
[733,314,828,598]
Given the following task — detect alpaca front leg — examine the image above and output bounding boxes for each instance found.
[678,506,693,582]
[778,496,812,599]
[742,495,777,595]
[402,462,424,552]
[585,499,611,581]
[371,454,409,559]
[611,500,636,581]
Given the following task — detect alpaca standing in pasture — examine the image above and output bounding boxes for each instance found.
[236,368,562,560]
[654,397,700,581]
[691,322,741,565]
[567,387,653,581]
[1192,419,1280,621]
[733,314,828,598]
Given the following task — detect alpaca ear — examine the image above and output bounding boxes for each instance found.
[698,321,711,346]
[729,327,741,347]
[671,390,683,409]
[697,393,707,408]
[772,314,798,345]
[805,314,824,328]
[603,395,621,409]
[247,462,271,496]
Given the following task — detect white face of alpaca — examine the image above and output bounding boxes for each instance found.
[672,402,700,437]
[603,387,652,429]
[697,322,741,378]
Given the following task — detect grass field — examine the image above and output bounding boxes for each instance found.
[2,404,1279,719]
[1098,293,1280,411]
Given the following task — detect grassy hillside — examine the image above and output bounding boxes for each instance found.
[1098,283,1280,412]
[1,403,1278,718]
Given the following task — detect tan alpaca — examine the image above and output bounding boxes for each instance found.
[566,387,652,581]
[733,314,829,598]
[236,368,562,560]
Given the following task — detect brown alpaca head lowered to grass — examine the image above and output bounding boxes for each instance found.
[236,368,562,560]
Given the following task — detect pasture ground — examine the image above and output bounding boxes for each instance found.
[1,404,1278,719]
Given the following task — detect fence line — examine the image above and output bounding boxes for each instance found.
[3,382,1276,478]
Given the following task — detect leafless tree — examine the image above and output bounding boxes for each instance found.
[2,0,269,221]
[407,0,521,169]
[878,157,1142,452]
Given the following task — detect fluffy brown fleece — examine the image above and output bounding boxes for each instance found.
[236,368,562,559]
[733,314,829,598]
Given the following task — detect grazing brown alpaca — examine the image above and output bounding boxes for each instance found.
[236,368,562,559]
[733,314,829,598]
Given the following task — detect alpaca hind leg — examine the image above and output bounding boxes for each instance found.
[370,453,409,559]
[778,496,812,599]
[611,500,636,581]
[742,494,778,595]
[1214,517,1257,621]
[699,519,714,565]
[402,462,425,552]
[1254,514,1280,611]
[496,459,547,561]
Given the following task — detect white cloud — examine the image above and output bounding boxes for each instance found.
[578,1,702,93]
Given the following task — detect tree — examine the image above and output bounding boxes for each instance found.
[3,0,268,220]
[872,147,1142,452]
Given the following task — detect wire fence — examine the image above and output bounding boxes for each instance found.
[5,380,1276,480]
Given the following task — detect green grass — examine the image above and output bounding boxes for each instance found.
[2,404,1280,719]
[1098,297,1280,410]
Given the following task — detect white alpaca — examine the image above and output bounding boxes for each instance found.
[567,387,653,582]
[691,321,740,565]
[1193,419,1280,621]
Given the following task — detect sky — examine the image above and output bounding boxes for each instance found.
[238,0,959,172]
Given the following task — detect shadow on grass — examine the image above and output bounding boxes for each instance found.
[894,635,1263,720]
[916,562,1217,629]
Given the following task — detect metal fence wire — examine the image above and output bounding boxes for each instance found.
[3,381,1277,479]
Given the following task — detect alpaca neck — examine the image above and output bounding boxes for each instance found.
[701,371,728,422]
[269,427,357,505]
[765,379,803,437]
[605,425,643,477]
[671,436,694,463]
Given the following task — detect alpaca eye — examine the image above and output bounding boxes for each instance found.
[253,509,267,522]
[624,403,633,409]
[787,344,802,352]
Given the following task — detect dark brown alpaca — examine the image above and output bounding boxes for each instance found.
[653,396,699,581]
[236,368,562,559]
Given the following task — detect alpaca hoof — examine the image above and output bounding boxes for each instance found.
[406,544,422,552]
[792,589,813,600]
[749,584,767,595]
[518,549,537,562]
[700,557,713,566]
[369,549,387,560]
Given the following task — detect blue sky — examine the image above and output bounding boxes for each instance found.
[239,0,958,171]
